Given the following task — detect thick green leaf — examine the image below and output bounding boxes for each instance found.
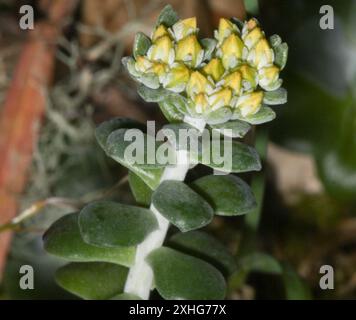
[238,252,282,274]
[274,42,288,70]
[133,32,151,59]
[137,84,170,103]
[79,201,158,247]
[282,264,312,300]
[147,247,226,300]
[233,106,276,125]
[210,120,251,138]
[191,175,256,216]
[158,97,185,122]
[263,88,288,105]
[156,5,179,27]
[168,231,236,276]
[55,262,128,300]
[152,181,214,232]
[106,128,168,169]
[104,128,164,189]
[95,118,144,151]
[205,107,232,125]
[43,213,135,267]
[128,171,153,206]
[199,139,261,173]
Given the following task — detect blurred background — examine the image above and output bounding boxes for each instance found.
[0,0,355,299]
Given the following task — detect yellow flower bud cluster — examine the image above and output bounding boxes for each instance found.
[125,15,286,120]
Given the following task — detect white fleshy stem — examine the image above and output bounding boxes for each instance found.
[124,117,206,300]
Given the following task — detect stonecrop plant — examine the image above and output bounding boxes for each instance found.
[43,5,288,300]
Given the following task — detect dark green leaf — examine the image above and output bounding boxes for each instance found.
[238,252,282,274]
[137,84,170,103]
[152,181,214,232]
[191,175,256,216]
[156,5,179,27]
[44,213,135,267]
[95,118,144,151]
[133,32,151,59]
[55,262,128,300]
[263,87,288,105]
[199,139,261,173]
[147,247,226,300]
[128,171,153,206]
[168,231,236,276]
[210,120,251,138]
[205,107,232,125]
[79,201,158,247]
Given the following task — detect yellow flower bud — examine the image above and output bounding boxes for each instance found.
[258,65,280,90]
[135,56,153,73]
[193,93,209,113]
[162,63,190,92]
[147,35,175,64]
[235,91,263,117]
[221,71,242,95]
[215,18,237,44]
[186,71,213,97]
[238,64,258,90]
[247,38,274,69]
[208,88,232,110]
[219,34,245,69]
[202,58,225,82]
[172,17,197,41]
[176,34,204,68]
[242,27,264,49]
[242,18,259,34]
[147,62,167,76]
[151,25,170,42]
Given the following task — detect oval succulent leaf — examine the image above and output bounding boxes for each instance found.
[205,107,232,125]
[55,262,128,300]
[43,213,135,267]
[199,139,261,173]
[274,42,288,70]
[210,120,251,138]
[168,231,237,276]
[79,201,158,247]
[95,118,145,150]
[137,84,171,103]
[152,180,214,232]
[263,87,287,105]
[191,175,256,216]
[147,247,226,300]
[238,252,282,274]
[105,128,164,189]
